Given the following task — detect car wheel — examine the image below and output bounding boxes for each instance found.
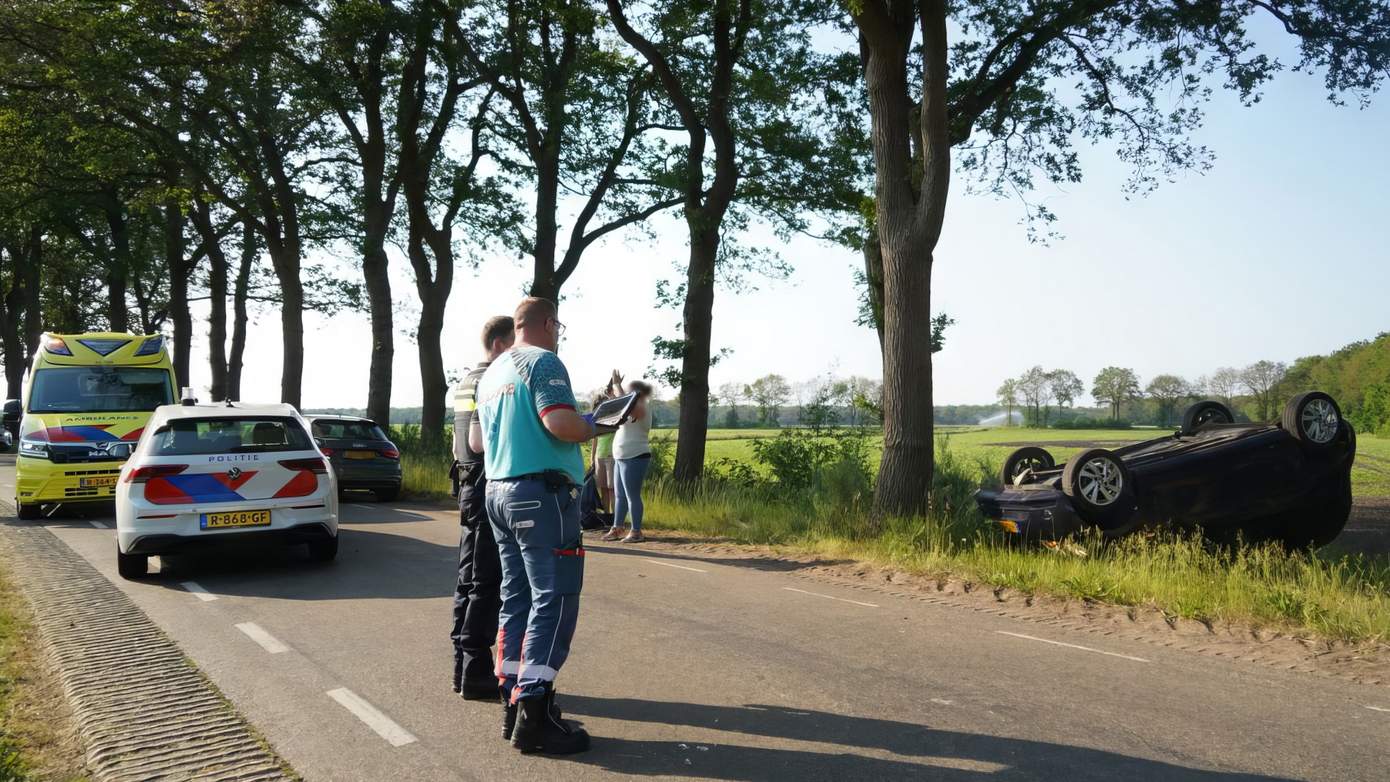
[15,501,40,521]
[117,548,148,579]
[375,486,400,502]
[1061,448,1134,526]
[307,536,339,563]
[1181,400,1234,434]
[1281,391,1342,451]
[1000,447,1055,486]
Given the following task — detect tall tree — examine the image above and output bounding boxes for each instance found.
[1145,373,1190,426]
[995,378,1019,427]
[1242,360,1288,421]
[847,0,1390,515]
[1092,366,1141,421]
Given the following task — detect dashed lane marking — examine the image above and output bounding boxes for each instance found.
[783,587,878,608]
[350,503,374,510]
[180,581,218,601]
[327,688,417,747]
[88,520,108,529]
[236,622,290,654]
[930,698,955,706]
[643,558,708,573]
[1366,705,1390,713]
[996,631,1150,663]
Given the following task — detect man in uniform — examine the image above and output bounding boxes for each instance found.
[470,297,610,755]
[449,315,514,699]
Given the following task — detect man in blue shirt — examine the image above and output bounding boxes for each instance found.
[471,297,610,755]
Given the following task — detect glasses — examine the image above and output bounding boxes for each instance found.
[551,318,567,338]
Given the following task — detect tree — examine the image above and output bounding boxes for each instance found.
[718,381,745,429]
[1015,366,1055,427]
[747,374,791,426]
[1145,374,1189,427]
[1092,367,1141,422]
[995,378,1019,428]
[846,1,1390,515]
[1242,360,1288,422]
[1049,370,1084,409]
[1207,366,1243,405]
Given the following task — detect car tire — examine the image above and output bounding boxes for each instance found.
[1061,448,1134,527]
[307,536,339,563]
[1281,391,1342,451]
[117,549,148,579]
[15,501,40,521]
[1000,447,1055,486]
[375,486,400,502]
[1181,400,1235,434]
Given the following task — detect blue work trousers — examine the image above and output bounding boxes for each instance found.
[486,477,585,702]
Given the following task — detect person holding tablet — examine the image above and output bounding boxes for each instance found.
[603,380,654,543]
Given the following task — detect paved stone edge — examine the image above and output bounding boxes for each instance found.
[0,519,297,781]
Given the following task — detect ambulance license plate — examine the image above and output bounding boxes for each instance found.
[201,510,272,530]
[345,450,376,460]
[79,475,119,488]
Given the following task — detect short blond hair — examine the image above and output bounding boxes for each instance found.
[514,297,557,329]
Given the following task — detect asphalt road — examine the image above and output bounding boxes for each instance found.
[2,462,1387,781]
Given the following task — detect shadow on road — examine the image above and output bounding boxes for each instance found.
[145,526,457,602]
[561,696,1295,781]
[339,504,438,524]
[586,541,854,574]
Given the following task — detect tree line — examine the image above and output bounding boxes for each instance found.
[0,2,1383,516]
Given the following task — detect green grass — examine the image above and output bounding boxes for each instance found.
[397,424,1390,642]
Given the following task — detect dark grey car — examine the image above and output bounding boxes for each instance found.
[306,415,402,501]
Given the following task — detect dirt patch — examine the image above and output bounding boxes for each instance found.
[0,565,87,782]
[633,535,1390,689]
[987,439,1145,449]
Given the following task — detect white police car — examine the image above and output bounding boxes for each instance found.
[114,398,339,579]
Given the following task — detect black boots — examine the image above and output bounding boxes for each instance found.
[509,687,589,755]
[501,689,565,742]
[461,678,501,701]
[451,657,464,694]
[458,655,500,701]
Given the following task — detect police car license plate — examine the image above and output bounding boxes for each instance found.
[345,450,376,460]
[79,475,119,488]
[201,510,271,530]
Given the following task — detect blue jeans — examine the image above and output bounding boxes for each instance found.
[613,455,651,533]
[486,478,584,702]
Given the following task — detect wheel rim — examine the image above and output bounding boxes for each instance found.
[1077,457,1123,506]
[1010,458,1047,482]
[1196,408,1229,426]
[1300,398,1339,444]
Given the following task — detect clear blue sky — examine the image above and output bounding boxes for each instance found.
[187,20,1390,411]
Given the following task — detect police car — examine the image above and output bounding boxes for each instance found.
[114,397,339,579]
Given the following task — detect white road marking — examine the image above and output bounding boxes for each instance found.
[930,698,955,706]
[235,622,290,654]
[350,503,374,510]
[783,587,878,608]
[1366,705,1390,713]
[88,520,108,529]
[326,688,417,747]
[180,581,218,602]
[643,558,708,573]
[996,631,1150,663]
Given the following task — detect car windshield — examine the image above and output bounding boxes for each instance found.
[149,417,312,455]
[28,367,172,413]
[311,420,387,441]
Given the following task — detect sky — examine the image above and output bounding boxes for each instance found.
[183,20,1390,412]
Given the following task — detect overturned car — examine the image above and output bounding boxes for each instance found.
[974,392,1356,549]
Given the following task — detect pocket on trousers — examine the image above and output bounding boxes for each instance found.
[554,545,585,595]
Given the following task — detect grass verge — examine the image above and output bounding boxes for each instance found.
[0,562,86,782]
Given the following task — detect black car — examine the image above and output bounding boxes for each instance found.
[306,415,402,501]
[975,391,1356,549]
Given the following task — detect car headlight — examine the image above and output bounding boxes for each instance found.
[18,439,49,459]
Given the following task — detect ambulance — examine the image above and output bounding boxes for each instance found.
[14,333,177,519]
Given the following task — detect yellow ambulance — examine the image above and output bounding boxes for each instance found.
[14,333,177,519]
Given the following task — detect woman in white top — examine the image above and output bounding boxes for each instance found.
[603,380,653,543]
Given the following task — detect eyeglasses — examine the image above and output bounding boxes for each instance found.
[551,318,566,338]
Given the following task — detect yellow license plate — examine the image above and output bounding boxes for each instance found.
[200,509,272,530]
[345,450,376,460]
[79,475,119,488]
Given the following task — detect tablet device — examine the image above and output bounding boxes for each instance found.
[592,392,638,428]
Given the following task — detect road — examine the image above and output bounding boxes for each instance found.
[2,462,1386,781]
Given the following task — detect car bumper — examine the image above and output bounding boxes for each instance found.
[117,501,338,555]
[16,455,125,504]
[974,487,1085,540]
[330,461,401,490]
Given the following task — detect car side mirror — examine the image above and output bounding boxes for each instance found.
[107,442,133,460]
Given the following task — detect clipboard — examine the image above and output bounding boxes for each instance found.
[592,392,638,428]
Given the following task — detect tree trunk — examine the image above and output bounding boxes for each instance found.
[164,199,192,388]
[103,200,131,333]
[21,226,41,360]
[528,156,561,300]
[195,200,229,401]
[863,229,885,356]
[227,221,254,401]
[416,286,448,449]
[271,244,304,408]
[363,212,393,427]
[672,228,718,483]
[0,242,25,397]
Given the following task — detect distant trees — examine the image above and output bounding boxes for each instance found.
[1145,374,1191,427]
[1206,367,1242,405]
[995,379,1019,428]
[1092,367,1142,422]
[747,374,791,426]
[1241,361,1289,422]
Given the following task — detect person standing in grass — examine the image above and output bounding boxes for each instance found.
[589,394,616,514]
[603,380,654,543]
